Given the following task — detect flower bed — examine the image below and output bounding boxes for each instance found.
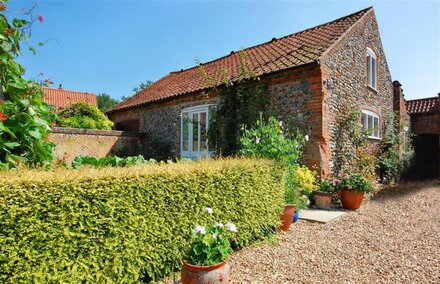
[0,158,284,282]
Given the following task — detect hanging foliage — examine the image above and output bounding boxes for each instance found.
[0,1,55,169]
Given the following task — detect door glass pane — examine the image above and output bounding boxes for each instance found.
[182,112,189,151]
[368,115,373,133]
[192,113,199,152]
[373,116,379,137]
[200,112,207,151]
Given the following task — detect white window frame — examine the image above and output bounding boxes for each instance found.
[361,110,380,139]
[181,105,213,159]
[367,47,377,89]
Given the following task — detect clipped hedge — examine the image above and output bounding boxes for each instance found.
[0,159,284,283]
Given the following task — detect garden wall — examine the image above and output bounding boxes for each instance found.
[49,127,144,163]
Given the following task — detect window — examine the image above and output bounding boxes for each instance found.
[361,110,380,139]
[181,105,212,159]
[367,48,377,89]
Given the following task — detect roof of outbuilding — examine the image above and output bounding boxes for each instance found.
[108,7,373,114]
[406,95,440,115]
[43,88,97,109]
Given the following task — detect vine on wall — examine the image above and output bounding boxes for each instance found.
[198,51,272,156]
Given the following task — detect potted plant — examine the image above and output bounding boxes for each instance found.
[182,207,237,284]
[314,179,335,209]
[338,172,374,210]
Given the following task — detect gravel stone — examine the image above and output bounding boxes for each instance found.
[159,181,440,283]
[229,181,440,283]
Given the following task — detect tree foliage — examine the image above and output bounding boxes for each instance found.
[0,1,55,169]
[56,102,114,130]
[121,80,153,101]
[96,93,119,112]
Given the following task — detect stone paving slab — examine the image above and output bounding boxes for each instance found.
[298,208,346,223]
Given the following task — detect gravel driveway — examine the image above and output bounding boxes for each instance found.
[229,180,440,283]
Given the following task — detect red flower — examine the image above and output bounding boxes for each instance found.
[0,112,7,121]
[0,4,6,11]
[38,15,44,23]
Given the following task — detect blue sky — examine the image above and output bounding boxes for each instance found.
[8,0,440,101]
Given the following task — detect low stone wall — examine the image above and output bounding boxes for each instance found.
[49,127,144,163]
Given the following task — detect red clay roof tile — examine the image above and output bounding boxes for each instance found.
[43,88,97,109]
[109,7,372,113]
[406,96,440,115]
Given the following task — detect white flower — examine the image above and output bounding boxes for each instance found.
[225,223,237,233]
[212,233,218,239]
[255,136,261,144]
[192,226,206,235]
[305,135,309,141]
[204,207,213,214]
[214,223,224,228]
[279,121,283,127]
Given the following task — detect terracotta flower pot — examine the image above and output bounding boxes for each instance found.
[340,190,365,210]
[280,205,295,231]
[181,259,230,284]
[314,191,332,209]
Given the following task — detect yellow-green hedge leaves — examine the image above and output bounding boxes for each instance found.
[0,158,284,283]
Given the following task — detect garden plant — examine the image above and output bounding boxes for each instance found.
[0,1,55,169]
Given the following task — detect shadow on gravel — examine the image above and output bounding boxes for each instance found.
[371,179,440,203]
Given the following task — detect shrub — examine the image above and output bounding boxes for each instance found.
[0,3,55,169]
[293,165,317,194]
[240,115,305,206]
[0,158,284,282]
[71,155,156,168]
[56,102,114,130]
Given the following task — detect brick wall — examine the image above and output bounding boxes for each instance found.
[411,113,440,134]
[108,64,330,174]
[49,127,144,163]
[265,64,329,176]
[109,94,218,157]
[321,9,394,175]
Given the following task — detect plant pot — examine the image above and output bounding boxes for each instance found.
[280,205,295,231]
[181,259,230,284]
[340,190,365,210]
[292,211,299,223]
[314,191,333,209]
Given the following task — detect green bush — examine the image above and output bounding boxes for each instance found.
[0,4,56,169]
[0,158,284,282]
[56,102,114,130]
[71,155,156,168]
[240,116,305,206]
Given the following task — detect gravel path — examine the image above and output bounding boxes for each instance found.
[229,180,440,283]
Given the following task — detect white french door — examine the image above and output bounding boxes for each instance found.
[181,105,211,159]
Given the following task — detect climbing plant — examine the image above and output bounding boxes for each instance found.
[377,113,414,183]
[200,51,272,156]
[332,107,370,175]
[0,1,55,169]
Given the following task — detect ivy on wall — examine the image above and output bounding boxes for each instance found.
[198,51,272,156]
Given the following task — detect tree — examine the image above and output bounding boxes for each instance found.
[97,93,119,112]
[56,102,114,130]
[121,80,153,101]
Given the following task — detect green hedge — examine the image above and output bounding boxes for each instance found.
[0,159,284,283]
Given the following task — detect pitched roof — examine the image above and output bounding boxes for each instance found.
[406,95,440,115]
[43,88,97,109]
[108,7,372,114]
